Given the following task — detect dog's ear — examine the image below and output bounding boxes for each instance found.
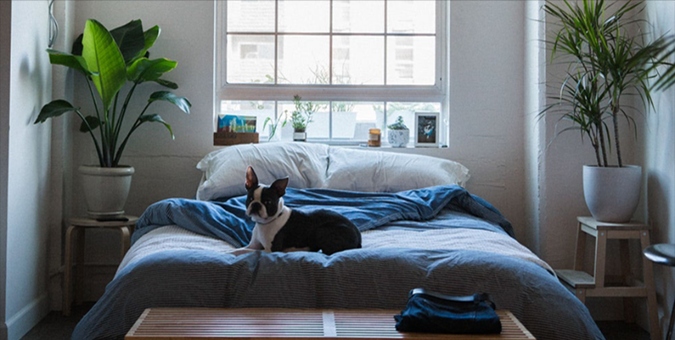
[245,166,258,190]
[270,177,289,197]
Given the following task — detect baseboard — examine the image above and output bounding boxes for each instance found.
[6,292,50,340]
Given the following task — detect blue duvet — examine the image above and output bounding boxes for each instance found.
[133,185,515,246]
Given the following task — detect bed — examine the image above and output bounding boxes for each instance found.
[72,143,605,340]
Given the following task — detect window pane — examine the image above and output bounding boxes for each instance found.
[387,0,435,34]
[333,36,384,85]
[227,0,275,33]
[278,35,330,84]
[217,1,447,145]
[333,0,385,33]
[279,0,330,33]
[335,102,384,140]
[227,35,275,84]
[386,36,435,85]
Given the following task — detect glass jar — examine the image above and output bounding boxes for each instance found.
[368,128,381,147]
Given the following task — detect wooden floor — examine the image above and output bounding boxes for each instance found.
[21,304,649,340]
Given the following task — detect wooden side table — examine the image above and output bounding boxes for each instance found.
[555,216,659,340]
[63,215,138,316]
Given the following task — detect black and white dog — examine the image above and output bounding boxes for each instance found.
[230,166,361,256]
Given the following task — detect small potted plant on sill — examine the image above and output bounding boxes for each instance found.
[387,116,410,148]
[35,19,191,219]
[289,94,321,142]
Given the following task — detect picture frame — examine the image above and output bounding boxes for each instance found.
[414,112,439,147]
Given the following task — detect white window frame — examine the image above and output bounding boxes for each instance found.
[214,0,449,143]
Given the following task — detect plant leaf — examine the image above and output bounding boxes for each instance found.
[47,50,92,76]
[142,25,160,56]
[154,78,178,89]
[148,91,191,113]
[127,58,177,83]
[35,100,79,123]
[110,19,146,64]
[79,116,101,132]
[139,114,174,139]
[81,19,127,112]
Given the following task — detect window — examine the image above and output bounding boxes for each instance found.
[216,0,448,145]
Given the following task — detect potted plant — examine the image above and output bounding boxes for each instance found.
[387,116,410,148]
[541,0,675,222]
[289,94,320,142]
[35,19,191,219]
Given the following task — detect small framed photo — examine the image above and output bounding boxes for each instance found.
[414,112,439,147]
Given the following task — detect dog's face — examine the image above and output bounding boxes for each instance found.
[245,166,289,224]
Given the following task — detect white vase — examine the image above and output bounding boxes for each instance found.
[583,165,642,223]
[79,165,134,219]
[388,129,410,148]
[267,125,282,142]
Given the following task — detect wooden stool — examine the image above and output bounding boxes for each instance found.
[63,215,137,316]
[556,216,660,340]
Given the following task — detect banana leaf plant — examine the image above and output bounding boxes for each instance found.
[35,19,191,167]
[540,0,675,167]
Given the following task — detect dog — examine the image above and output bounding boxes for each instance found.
[230,166,362,256]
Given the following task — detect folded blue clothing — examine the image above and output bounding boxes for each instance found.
[395,288,502,334]
[133,185,515,247]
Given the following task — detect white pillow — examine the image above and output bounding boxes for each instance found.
[323,148,470,192]
[195,142,329,200]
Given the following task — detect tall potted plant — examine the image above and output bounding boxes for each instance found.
[36,19,191,219]
[541,0,675,222]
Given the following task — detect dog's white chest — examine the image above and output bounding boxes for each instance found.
[252,207,291,251]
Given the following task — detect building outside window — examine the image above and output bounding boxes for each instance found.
[216,0,447,145]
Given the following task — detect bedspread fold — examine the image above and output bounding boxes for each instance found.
[133,185,515,246]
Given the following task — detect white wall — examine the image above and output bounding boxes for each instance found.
[0,1,11,339]
[645,1,675,337]
[4,1,54,339]
[448,1,528,241]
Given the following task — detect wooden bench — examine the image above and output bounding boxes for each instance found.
[125,308,535,339]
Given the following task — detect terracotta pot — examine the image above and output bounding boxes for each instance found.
[79,165,134,219]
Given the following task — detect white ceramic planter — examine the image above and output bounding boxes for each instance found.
[583,165,642,223]
[388,129,410,148]
[79,165,134,219]
[293,130,307,142]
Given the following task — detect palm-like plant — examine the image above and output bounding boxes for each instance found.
[541,0,675,167]
[35,19,191,167]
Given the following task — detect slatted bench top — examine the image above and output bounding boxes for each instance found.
[125,308,535,340]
